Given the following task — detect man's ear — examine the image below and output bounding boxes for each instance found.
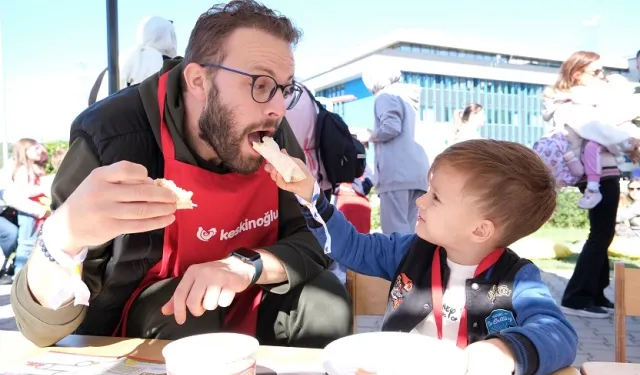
[183,63,208,102]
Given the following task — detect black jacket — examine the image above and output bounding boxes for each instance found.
[12,59,327,345]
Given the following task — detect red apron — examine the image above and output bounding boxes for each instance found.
[335,183,371,234]
[115,72,279,337]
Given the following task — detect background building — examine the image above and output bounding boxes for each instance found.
[303,29,631,149]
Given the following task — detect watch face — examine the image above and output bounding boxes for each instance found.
[233,248,260,261]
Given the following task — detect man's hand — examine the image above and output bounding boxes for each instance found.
[264,149,316,202]
[47,161,178,256]
[161,257,256,324]
[464,339,515,375]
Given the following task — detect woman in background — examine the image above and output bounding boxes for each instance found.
[543,51,620,318]
[452,103,485,144]
[285,84,333,198]
[1,139,50,283]
[120,16,178,87]
[616,178,640,237]
[91,16,178,105]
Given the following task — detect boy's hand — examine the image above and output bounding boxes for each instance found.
[464,339,515,375]
[264,150,316,202]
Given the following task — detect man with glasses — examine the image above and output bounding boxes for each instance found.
[11,0,351,348]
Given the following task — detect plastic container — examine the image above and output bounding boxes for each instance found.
[162,333,259,375]
[322,332,467,375]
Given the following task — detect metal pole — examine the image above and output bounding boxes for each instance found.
[0,20,8,166]
[106,0,119,94]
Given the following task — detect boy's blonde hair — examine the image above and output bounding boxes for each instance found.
[430,139,557,247]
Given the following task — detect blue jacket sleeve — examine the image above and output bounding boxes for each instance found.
[300,193,414,281]
[489,263,578,375]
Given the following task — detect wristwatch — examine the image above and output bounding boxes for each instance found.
[229,248,263,285]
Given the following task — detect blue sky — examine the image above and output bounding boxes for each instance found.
[1,0,639,142]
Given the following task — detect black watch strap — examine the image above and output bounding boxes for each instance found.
[230,248,263,285]
[249,256,263,285]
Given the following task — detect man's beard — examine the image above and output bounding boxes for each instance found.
[198,83,278,174]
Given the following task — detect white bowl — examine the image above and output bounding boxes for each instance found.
[162,333,258,375]
[322,332,467,375]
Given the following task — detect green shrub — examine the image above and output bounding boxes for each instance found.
[371,205,380,230]
[43,141,70,174]
[367,187,376,199]
[546,188,589,229]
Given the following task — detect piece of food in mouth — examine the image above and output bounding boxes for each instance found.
[154,179,197,209]
[252,136,307,183]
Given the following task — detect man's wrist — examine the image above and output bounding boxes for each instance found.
[227,248,263,285]
[42,211,83,258]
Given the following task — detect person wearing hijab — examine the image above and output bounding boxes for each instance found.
[90,16,178,104]
[362,65,429,235]
[120,16,178,87]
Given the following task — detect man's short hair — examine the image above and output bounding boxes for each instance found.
[430,139,557,247]
[184,0,301,67]
[636,49,640,59]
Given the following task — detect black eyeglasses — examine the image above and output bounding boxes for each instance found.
[200,63,302,110]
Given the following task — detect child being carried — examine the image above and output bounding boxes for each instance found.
[543,74,640,209]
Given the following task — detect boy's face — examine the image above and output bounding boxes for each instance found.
[416,163,495,251]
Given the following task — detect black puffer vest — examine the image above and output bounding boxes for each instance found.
[381,239,530,344]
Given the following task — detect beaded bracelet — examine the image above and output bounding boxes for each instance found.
[38,229,58,264]
[37,224,91,308]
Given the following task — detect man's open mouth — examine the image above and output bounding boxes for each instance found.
[247,129,276,145]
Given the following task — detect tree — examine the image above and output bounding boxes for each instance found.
[43,141,70,174]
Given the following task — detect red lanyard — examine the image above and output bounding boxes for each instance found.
[431,247,504,349]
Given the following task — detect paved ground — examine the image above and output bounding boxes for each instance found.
[1,269,639,366]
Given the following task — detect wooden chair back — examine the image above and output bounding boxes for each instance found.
[614,262,640,362]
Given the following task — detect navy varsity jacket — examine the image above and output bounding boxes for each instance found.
[302,194,577,375]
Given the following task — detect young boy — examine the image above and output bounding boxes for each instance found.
[266,140,577,375]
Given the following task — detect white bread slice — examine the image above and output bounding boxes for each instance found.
[252,136,307,183]
[154,179,197,209]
